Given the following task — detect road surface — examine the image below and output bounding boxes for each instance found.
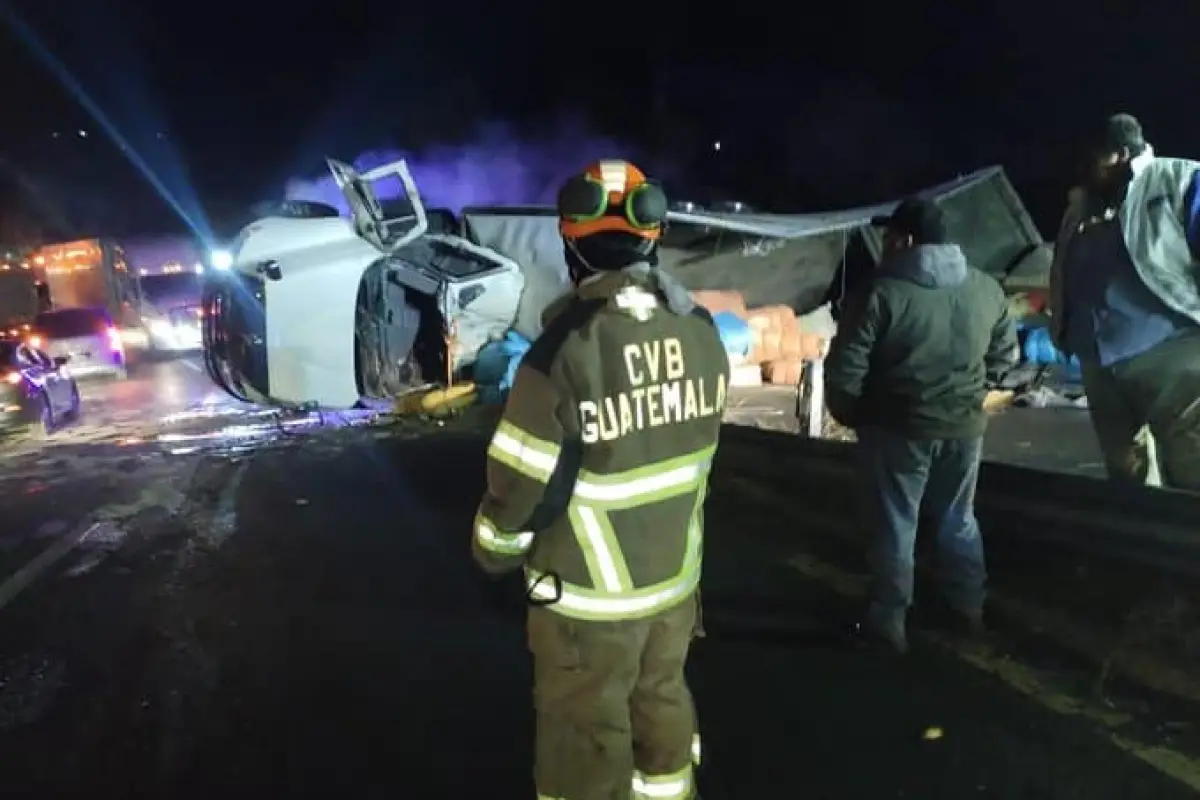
[0,374,1195,798]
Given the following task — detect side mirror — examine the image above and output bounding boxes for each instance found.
[53,355,69,367]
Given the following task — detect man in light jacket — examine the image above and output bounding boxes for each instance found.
[1049,114,1200,490]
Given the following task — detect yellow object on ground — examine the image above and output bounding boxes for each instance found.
[394,383,478,417]
[983,389,1015,413]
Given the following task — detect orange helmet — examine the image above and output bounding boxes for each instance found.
[557,160,668,241]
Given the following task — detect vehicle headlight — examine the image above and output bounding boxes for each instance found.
[210,249,233,270]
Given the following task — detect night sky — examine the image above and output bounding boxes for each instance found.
[0,0,1195,243]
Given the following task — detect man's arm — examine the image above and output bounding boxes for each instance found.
[985,289,1020,381]
[1184,168,1200,261]
[823,287,882,428]
[472,362,569,575]
[1049,187,1086,350]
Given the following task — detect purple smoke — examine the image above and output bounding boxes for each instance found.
[284,121,654,213]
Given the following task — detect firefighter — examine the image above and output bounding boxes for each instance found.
[471,159,729,800]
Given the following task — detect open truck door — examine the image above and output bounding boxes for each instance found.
[325,158,429,254]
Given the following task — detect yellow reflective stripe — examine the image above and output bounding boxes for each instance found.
[633,763,694,799]
[578,446,716,487]
[525,515,701,620]
[569,503,633,592]
[528,447,712,620]
[524,567,698,621]
[691,733,701,766]
[487,419,560,482]
[474,513,534,555]
[574,446,714,509]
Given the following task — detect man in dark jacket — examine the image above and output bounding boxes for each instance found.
[824,197,1017,654]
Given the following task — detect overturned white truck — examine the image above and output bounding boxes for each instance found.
[201,158,1048,410]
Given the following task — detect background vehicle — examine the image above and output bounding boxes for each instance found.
[29,239,145,346]
[0,340,80,437]
[0,261,40,341]
[30,307,128,380]
[138,271,203,352]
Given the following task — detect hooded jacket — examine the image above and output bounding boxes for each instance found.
[824,243,1017,439]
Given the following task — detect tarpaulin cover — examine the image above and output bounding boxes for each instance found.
[460,165,1040,341]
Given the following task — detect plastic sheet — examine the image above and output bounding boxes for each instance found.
[1019,324,1082,380]
[713,311,752,360]
[475,330,532,404]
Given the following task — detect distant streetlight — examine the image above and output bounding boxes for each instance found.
[77,129,88,137]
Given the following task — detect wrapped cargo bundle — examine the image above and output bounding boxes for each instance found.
[746,305,803,363]
[762,359,804,386]
[690,290,756,367]
[690,289,748,318]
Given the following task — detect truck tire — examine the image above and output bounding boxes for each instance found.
[32,392,55,439]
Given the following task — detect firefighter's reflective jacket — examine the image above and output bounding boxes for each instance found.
[472,267,730,621]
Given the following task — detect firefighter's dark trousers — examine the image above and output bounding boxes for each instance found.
[528,594,700,800]
[1081,330,1200,491]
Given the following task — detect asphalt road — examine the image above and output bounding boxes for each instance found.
[0,388,1194,798]
[983,406,1106,479]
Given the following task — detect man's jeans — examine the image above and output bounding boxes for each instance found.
[857,427,988,633]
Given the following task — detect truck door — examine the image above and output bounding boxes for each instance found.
[326,158,429,254]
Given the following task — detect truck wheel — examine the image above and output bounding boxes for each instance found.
[33,392,55,439]
[64,383,81,420]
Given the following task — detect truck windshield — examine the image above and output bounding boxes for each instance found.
[34,308,108,338]
[0,272,39,326]
[201,273,270,404]
[141,273,201,306]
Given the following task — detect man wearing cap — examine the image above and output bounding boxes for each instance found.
[1049,114,1200,490]
[471,160,726,799]
[824,197,1017,654]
